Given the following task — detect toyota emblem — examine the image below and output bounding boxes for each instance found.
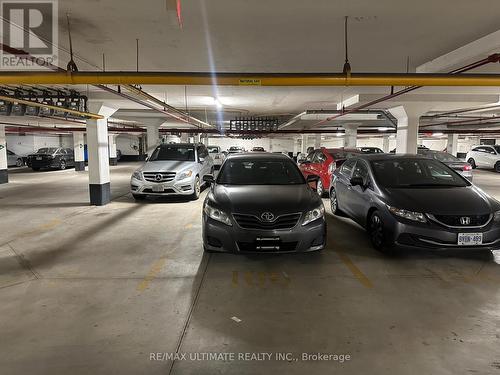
[460,216,471,225]
[155,174,163,181]
[261,212,275,222]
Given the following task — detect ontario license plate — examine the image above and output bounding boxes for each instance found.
[152,185,164,192]
[457,233,483,246]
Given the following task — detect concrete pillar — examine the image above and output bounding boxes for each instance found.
[0,125,7,184]
[388,106,422,154]
[146,125,160,157]
[109,134,118,165]
[301,135,307,154]
[446,133,458,156]
[314,134,321,148]
[343,124,359,148]
[180,133,189,143]
[87,103,118,206]
[382,135,390,153]
[73,132,85,171]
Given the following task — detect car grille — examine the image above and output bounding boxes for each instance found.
[238,241,298,252]
[431,214,491,227]
[143,172,176,183]
[233,213,301,230]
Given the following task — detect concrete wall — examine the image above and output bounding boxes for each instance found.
[7,134,71,156]
[207,137,295,153]
[116,134,140,155]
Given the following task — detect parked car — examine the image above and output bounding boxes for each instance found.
[390,145,429,153]
[357,147,384,154]
[418,150,473,181]
[228,146,245,154]
[7,149,23,167]
[329,154,500,254]
[202,153,326,253]
[298,147,362,197]
[207,145,225,169]
[130,143,213,200]
[251,146,266,152]
[26,147,75,171]
[466,145,500,172]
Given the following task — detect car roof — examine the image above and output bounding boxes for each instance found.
[157,143,199,147]
[225,152,290,160]
[354,153,435,162]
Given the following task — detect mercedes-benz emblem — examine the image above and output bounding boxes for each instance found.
[261,212,275,222]
[155,174,163,181]
[460,216,471,225]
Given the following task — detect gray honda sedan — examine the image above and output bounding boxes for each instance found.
[202,153,326,253]
[329,154,500,254]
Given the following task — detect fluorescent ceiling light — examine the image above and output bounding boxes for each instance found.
[433,132,444,137]
[378,127,390,131]
[214,97,223,109]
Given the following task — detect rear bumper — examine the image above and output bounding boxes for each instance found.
[29,159,59,168]
[202,215,327,253]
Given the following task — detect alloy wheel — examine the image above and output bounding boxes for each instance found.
[467,158,476,169]
[369,213,384,248]
[317,179,323,196]
[330,189,338,214]
[16,158,23,167]
[60,160,66,170]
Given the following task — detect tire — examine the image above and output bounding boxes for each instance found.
[329,187,339,215]
[495,162,500,173]
[132,194,146,201]
[190,176,201,200]
[467,158,476,169]
[316,178,325,197]
[16,158,23,167]
[59,160,66,170]
[368,210,397,255]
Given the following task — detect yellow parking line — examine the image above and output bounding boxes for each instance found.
[185,223,193,229]
[336,251,373,288]
[137,258,167,292]
[232,271,238,286]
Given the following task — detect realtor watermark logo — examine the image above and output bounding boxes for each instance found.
[1,0,58,69]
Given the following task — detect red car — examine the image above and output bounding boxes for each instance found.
[299,147,362,196]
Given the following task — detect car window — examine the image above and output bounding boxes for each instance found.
[317,151,327,163]
[305,151,315,162]
[352,161,369,180]
[341,159,356,177]
[494,145,500,154]
[207,146,219,153]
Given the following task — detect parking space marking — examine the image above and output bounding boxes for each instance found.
[336,251,373,288]
[137,258,167,292]
[232,271,291,288]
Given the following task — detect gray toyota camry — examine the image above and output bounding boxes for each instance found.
[329,154,500,254]
[202,153,326,253]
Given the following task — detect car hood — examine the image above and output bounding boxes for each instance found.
[210,184,321,215]
[384,185,499,215]
[138,160,196,172]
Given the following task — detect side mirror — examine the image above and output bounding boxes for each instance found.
[203,174,215,184]
[306,175,320,183]
[350,176,365,187]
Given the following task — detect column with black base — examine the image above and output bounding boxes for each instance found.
[0,125,7,184]
[73,131,85,171]
[87,103,117,206]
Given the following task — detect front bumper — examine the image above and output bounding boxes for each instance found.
[130,176,195,196]
[384,212,500,251]
[203,214,327,253]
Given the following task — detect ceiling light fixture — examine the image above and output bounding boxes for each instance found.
[214,98,223,109]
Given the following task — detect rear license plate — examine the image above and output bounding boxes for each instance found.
[152,185,164,192]
[36,157,42,160]
[457,233,483,246]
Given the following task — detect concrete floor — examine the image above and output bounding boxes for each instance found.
[1,163,499,374]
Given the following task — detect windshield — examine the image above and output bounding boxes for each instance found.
[217,159,305,185]
[37,148,57,154]
[149,145,195,161]
[371,158,469,188]
[207,146,219,153]
[494,145,500,154]
[359,147,383,154]
[427,152,460,163]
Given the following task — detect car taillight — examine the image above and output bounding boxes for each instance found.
[463,164,472,171]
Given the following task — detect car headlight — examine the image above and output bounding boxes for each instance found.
[132,171,142,180]
[494,210,500,222]
[387,205,427,223]
[204,202,232,226]
[302,205,325,226]
[178,170,193,180]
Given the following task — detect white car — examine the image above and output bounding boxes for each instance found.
[466,145,500,173]
[207,145,225,169]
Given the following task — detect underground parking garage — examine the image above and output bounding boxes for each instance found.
[1,1,500,374]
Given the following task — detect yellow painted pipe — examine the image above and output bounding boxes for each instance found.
[0,95,104,119]
[1,72,500,86]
